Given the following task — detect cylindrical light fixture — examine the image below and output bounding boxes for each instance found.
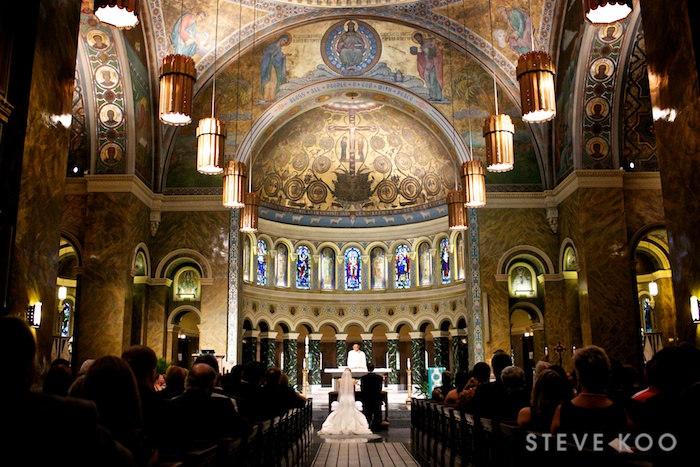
[447,190,468,230]
[691,296,700,323]
[483,114,514,172]
[58,286,67,300]
[584,0,633,24]
[94,0,139,29]
[240,192,260,232]
[517,51,556,123]
[461,160,486,208]
[223,161,247,208]
[196,118,226,174]
[159,54,197,126]
[648,281,658,297]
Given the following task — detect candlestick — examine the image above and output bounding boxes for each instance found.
[407,357,411,370]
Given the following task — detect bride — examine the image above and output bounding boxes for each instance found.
[318,368,374,436]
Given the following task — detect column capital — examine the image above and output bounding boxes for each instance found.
[408,331,425,339]
[385,332,399,340]
[449,329,466,337]
[259,331,278,339]
[335,333,348,341]
[243,330,260,338]
[281,332,300,340]
[309,333,323,340]
[360,333,373,341]
[430,330,450,339]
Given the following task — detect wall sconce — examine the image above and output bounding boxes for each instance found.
[93,0,140,29]
[58,286,67,300]
[648,281,658,296]
[583,0,633,24]
[26,302,42,328]
[691,296,700,323]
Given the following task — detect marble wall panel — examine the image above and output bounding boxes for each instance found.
[477,208,559,360]
[62,194,88,245]
[9,0,81,362]
[78,192,150,362]
[623,188,665,239]
[146,285,167,357]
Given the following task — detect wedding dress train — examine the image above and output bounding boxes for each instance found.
[318,368,374,436]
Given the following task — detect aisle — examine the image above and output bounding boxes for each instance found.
[311,442,420,467]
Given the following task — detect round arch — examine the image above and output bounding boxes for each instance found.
[155,248,215,282]
[497,245,556,276]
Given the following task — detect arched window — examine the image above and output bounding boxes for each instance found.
[276,244,289,287]
[440,238,450,284]
[418,242,432,286]
[370,247,386,290]
[243,235,251,282]
[58,301,72,337]
[456,233,465,280]
[296,246,311,290]
[344,247,361,291]
[320,247,335,290]
[256,239,268,286]
[395,244,410,289]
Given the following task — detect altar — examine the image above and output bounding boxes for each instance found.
[323,367,391,391]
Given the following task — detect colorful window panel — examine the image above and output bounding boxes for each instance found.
[440,238,450,284]
[395,244,411,289]
[344,247,362,291]
[296,246,311,290]
[256,239,268,286]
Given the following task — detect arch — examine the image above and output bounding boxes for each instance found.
[167,305,201,326]
[496,245,555,276]
[155,248,214,281]
[630,223,670,268]
[257,320,272,332]
[131,242,151,278]
[559,238,580,273]
[439,319,453,331]
[236,78,473,166]
[509,302,544,326]
[317,321,340,334]
[242,319,254,331]
[59,232,84,268]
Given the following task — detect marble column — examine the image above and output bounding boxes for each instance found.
[431,330,451,369]
[450,329,468,374]
[259,331,278,370]
[639,0,700,346]
[361,332,373,366]
[309,333,322,386]
[166,324,180,367]
[335,333,348,366]
[386,332,399,384]
[282,332,300,389]
[227,209,240,363]
[242,330,259,364]
[409,331,426,395]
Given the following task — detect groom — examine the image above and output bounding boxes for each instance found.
[360,363,384,432]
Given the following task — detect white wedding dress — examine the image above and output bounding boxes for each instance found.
[318,368,374,436]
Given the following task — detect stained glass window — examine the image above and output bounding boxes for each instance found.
[457,233,465,280]
[256,239,268,286]
[395,244,410,289]
[59,302,71,337]
[320,247,335,290]
[276,244,288,287]
[419,242,432,286]
[344,247,361,291]
[371,247,386,290]
[440,238,450,284]
[243,235,251,282]
[296,246,311,290]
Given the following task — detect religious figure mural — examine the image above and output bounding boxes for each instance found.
[171,10,208,57]
[410,33,443,101]
[175,269,200,300]
[257,239,268,286]
[322,20,381,76]
[440,238,450,284]
[320,247,335,290]
[419,242,432,286]
[296,245,311,290]
[260,34,290,103]
[395,244,411,289]
[371,247,386,290]
[344,247,361,291]
[495,4,533,55]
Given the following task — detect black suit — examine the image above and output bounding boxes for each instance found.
[360,372,384,431]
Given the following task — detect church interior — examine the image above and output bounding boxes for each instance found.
[1,0,699,405]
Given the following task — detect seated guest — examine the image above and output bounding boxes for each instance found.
[457,362,490,408]
[501,365,530,420]
[221,364,244,395]
[518,369,565,433]
[228,360,266,422]
[551,345,630,448]
[444,370,469,405]
[68,358,95,397]
[0,316,133,466]
[431,371,454,402]
[463,350,512,420]
[260,367,306,419]
[533,360,551,386]
[163,363,251,452]
[157,365,188,400]
[548,364,575,401]
[43,358,73,396]
[82,355,155,466]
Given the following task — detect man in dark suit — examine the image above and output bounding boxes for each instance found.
[360,363,384,432]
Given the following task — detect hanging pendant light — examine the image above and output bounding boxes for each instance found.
[461,160,486,208]
[584,0,633,24]
[159,54,197,125]
[196,118,226,174]
[517,51,556,123]
[483,114,514,172]
[196,0,224,174]
[447,190,468,230]
[93,0,139,29]
[223,161,247,208]
[240,192,260,232]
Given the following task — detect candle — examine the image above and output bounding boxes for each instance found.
[305,335,309,347]
[407,358,411,370]
[572,345,577,357]
[544,345,549,357]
